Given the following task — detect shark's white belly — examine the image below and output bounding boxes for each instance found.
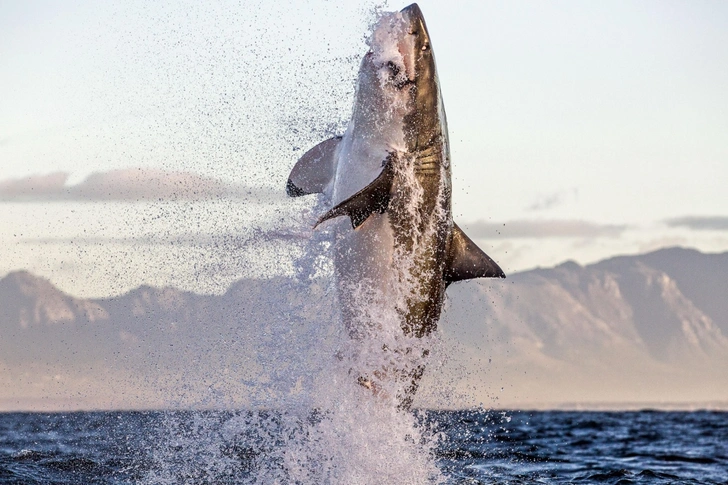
[329,135,398,330]
[332,211,394,287]
[329,122,402,206]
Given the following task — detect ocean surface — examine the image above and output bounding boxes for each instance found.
[0,409,725,484]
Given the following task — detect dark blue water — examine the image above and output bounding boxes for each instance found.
[0,410,725,484]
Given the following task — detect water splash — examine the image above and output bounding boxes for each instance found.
[143,5,450,482]
[143,191,444,483]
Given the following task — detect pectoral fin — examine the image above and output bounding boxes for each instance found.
[286,136,341,197]
[314,153,396,229]
[445,223,506,283]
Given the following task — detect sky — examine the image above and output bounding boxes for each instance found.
[1,0,728,297]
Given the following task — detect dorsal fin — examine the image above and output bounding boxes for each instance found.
[286,136,341,197]
[314,153,396,229]
[445,223,505,283]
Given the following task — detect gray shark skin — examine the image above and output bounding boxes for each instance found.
[287,3,504,409]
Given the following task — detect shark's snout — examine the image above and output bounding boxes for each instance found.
[397,3,432,85]
[400,3,423,18]
[400,3,429,40]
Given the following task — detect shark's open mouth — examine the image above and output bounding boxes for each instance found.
[383,60,414,89]
[369,12,416,91]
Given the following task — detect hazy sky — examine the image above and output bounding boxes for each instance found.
[1,0,727,296]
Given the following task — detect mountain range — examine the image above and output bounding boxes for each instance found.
[1,247,726,411]
[441,247,728,408]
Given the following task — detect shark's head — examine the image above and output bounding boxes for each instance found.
[398,3,442,151]
[348,5,441,150]
[354,4,443,152]
[399,4,436,94]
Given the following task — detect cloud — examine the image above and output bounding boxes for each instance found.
[0,168,282,202]
[527,188,579,212]
[0,172,69,198]
[21,228,308,247]
[664,216,728,231]
[464,219,627,239]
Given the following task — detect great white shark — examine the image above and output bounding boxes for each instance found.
[286,3,504,408]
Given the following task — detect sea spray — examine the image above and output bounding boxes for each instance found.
[144,6,450,482]
[141,193,445,483]
[246,190,444,483]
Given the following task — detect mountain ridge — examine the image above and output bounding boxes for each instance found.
[2,246,727,410]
